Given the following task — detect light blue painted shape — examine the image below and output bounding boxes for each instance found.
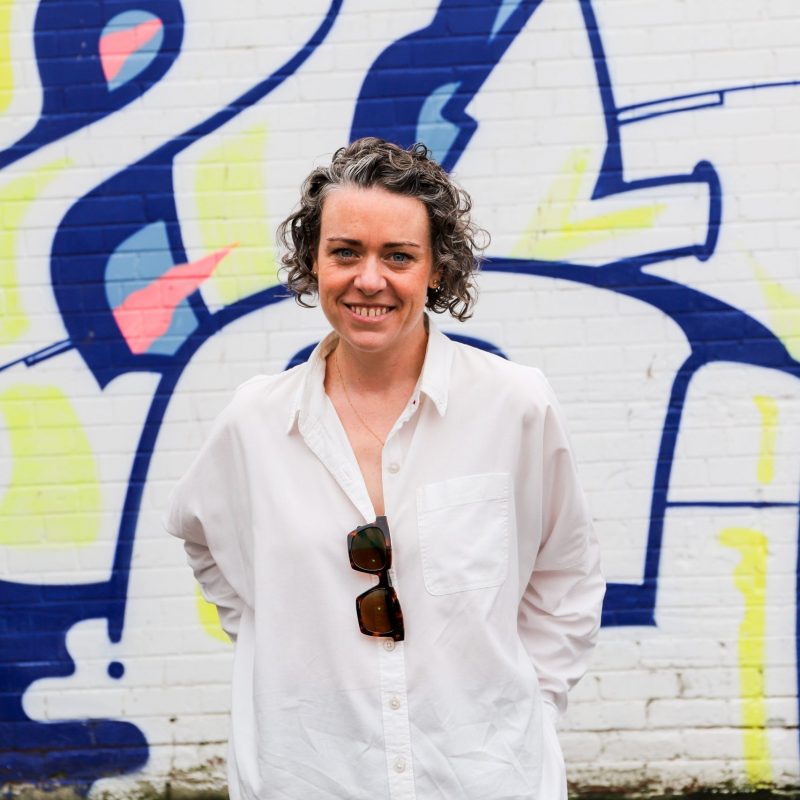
[105,221,173,303]
[491,0,524,38]
[104,221,197,356]
[415,82,461,165]
[102,10,165,92]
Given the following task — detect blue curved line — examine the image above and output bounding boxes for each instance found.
[485,254,800,629]
[579,0,722,264]
[483,256,797,371]
[107,285,293,640]
[579,0,621,181]
[149,0,343,163]
[0,339,75,374]
[618,79,800,119]
[601,354,699,626]
[620,99,723,126]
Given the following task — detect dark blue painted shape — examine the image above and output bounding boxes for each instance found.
[108,661,125,679]
[351,0,544,171]
[0,580,148,786]
[0,0,184,170]
[283,330,508,370]
[51,160,192,385]
[51,0,342,390]
[284,342,317,371]
[447,332,508,359]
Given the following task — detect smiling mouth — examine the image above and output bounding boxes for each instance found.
[345,304,395,319]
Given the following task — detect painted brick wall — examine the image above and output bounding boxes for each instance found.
[1,0,799,795]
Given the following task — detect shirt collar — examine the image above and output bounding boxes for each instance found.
[285,315,453,434]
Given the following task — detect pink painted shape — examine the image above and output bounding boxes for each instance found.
[99,18,164,84]
[113,244,236,355]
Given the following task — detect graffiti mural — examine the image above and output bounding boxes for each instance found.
[1,0,798,793]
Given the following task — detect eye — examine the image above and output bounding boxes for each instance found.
[333,247,356,259]
[388,252,411,264]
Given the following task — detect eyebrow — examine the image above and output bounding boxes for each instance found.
[325,237,422,249]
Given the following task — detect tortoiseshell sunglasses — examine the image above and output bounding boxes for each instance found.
[347,516,405,642]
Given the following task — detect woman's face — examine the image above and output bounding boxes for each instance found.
[314,185,439,360]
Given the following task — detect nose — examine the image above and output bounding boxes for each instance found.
[353,255,386,295]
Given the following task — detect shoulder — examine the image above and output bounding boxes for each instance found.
[448,338,556,411]
[219,362,308,429]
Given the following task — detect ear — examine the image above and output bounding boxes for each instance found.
[428,270,442,289]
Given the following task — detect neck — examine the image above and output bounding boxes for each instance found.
[334,323,428,394]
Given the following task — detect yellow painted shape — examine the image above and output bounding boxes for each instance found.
[512,148,665,261]
[194,124,277,304]
[0,158,70,344]
[719,527,772,786]
[752,395,778,485]
[747,252,800,362]
[0,0,12,114]
[195,583,230,644]
[0,384,102,547]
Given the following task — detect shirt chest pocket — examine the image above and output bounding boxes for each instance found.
[416,473,510,596]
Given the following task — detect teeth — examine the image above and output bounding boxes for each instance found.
[352,305,390,318]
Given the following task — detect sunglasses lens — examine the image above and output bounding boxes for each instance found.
[351,526,387,571]
[359,587,395,634]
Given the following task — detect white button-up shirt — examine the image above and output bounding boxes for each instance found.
[165,318,605,800]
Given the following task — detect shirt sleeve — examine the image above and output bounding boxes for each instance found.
[518,378,605,716]
[163,401,250,642]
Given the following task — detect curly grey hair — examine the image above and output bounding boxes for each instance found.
[277,137,488,321]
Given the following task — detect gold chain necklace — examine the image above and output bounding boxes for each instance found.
[334,348,385,447]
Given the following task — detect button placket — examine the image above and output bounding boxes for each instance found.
[379,636,414,797]
[377,398,415,797]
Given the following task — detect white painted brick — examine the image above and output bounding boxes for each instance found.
[647,698,735,729]
[565,700,648,731]
[598,670,681,701]
[601,730,686,761]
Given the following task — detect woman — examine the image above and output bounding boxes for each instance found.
[166,137,605,800]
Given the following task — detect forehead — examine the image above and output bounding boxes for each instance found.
[320,186,430,242]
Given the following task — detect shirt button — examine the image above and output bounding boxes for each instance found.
[389,695,401,710]
[388,462,400,474]
[393,756,406,773]
[383,639,395,651]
